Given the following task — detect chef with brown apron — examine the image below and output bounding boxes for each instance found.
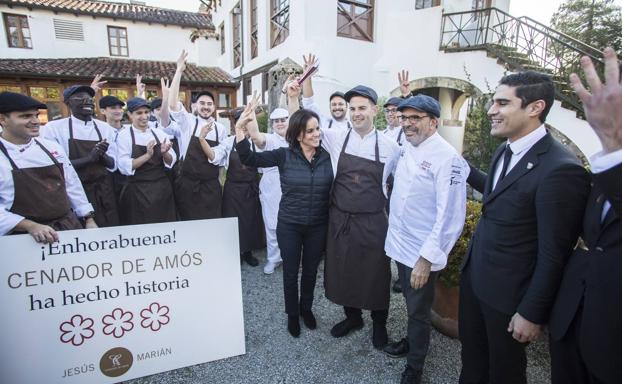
[0,92,95,242]
[41,85,119,227]
[168,56,227,220]
[321,86,401,350]
[115,97,177,225]
[214,132,264,266]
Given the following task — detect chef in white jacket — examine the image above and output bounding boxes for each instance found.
[384,95,469,383]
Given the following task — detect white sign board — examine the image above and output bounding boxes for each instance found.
[0,219,245,383]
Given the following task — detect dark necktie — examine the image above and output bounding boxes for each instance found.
[497,144,513,186]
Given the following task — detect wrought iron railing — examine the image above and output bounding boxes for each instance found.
[440,7,604,115]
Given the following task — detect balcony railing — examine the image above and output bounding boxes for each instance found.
[440,7,604,115]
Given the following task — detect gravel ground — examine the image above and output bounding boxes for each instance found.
[125,249,551,384]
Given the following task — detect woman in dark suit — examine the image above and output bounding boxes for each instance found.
[235,101,333,338]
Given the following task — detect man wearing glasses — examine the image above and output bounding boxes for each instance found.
[385,95,469,384]
[383,97,406,146]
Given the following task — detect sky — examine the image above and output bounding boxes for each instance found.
[109,0,622,26]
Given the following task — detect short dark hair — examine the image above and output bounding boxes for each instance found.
[499,71,555,123]
[285,108,320,148]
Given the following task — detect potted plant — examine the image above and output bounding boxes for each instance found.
[431,199,482,338]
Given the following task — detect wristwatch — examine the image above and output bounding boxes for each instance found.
[83,211,96,220]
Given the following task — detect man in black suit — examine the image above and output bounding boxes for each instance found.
[549,48,622,384]
[459,71,591,384]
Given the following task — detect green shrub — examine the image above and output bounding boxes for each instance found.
[439,199,482,287]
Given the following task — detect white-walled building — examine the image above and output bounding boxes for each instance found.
[210,0,600,158]
[0,0,237,122]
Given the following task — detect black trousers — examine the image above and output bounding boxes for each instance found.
[398,262,438,372]
[459,267,527,384]
[276,221,327,316]
[550,304,607,384]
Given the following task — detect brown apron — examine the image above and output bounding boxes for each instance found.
[174,118,222,220]
[118,128,177,225]
[67,118,119,227]
[0,139,82,232]
[324,129,391,310]
[222,139,264,252]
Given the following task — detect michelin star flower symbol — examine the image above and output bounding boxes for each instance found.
[140,302,170,331]
[60,314,95,346]
[102,308,134,338]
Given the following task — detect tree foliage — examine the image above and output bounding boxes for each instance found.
[551,0,622,52]
[462,95,504,172]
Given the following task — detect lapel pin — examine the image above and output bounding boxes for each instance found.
[526,162,533,170]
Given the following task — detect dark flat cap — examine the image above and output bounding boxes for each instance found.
[150,97,162,109]
[63,85,95,102]
[344,85,378,105]
[193,91,215,103]
[397,95,441,118]
[99,95,125,109]
[383,97,404,108]
[329,91,346,102]
[0,92,47,114]
[126,97,151,113]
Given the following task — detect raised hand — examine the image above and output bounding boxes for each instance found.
[303,53,318,72]
[398,70,410,97]
[176,49,189,72]
[136,74,146,98]
[90,74,107,93]
[570,47,622,153]
[160,77,170,98]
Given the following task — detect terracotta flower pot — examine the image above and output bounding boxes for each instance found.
[431,279,460,339]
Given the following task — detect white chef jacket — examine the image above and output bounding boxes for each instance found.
[259,132,289,176]
[41,116,118,172]
[168,103,228,159]
[115,126,177,176]
[0,136,93,235]
[302,96,351,131]
[383,125,405,146]
[321,127,400,196]
[385,132,469,270]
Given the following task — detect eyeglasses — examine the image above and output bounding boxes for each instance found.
[271,118,288,123]
[383,108,398,114]
[399,114,431,124]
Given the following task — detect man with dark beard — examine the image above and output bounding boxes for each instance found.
[167,50,227,220]
[41,85,119,227]
[301,54,351,131]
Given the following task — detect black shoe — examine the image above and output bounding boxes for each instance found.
[241,252,259,267]
[301,310,317,330]
[287,315,300,338]
[330,317,363,338]
[400,365,422,384]
[392,279,402,293]
[372,321,388,349]
[383,337,409,358]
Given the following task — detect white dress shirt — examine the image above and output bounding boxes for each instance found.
[383,125,405,146]
[0,136,93,235]
[385,132,470,270]
[590,148,622,220]
[492,124,547,189]
[41,116,118,172]
[302,96,351,131]
[168,103,228,159]
[115,126,177,176]
[321,127,400,196]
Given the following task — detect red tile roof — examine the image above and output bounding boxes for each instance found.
[0,57,237,86]
[0,0,214,29]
